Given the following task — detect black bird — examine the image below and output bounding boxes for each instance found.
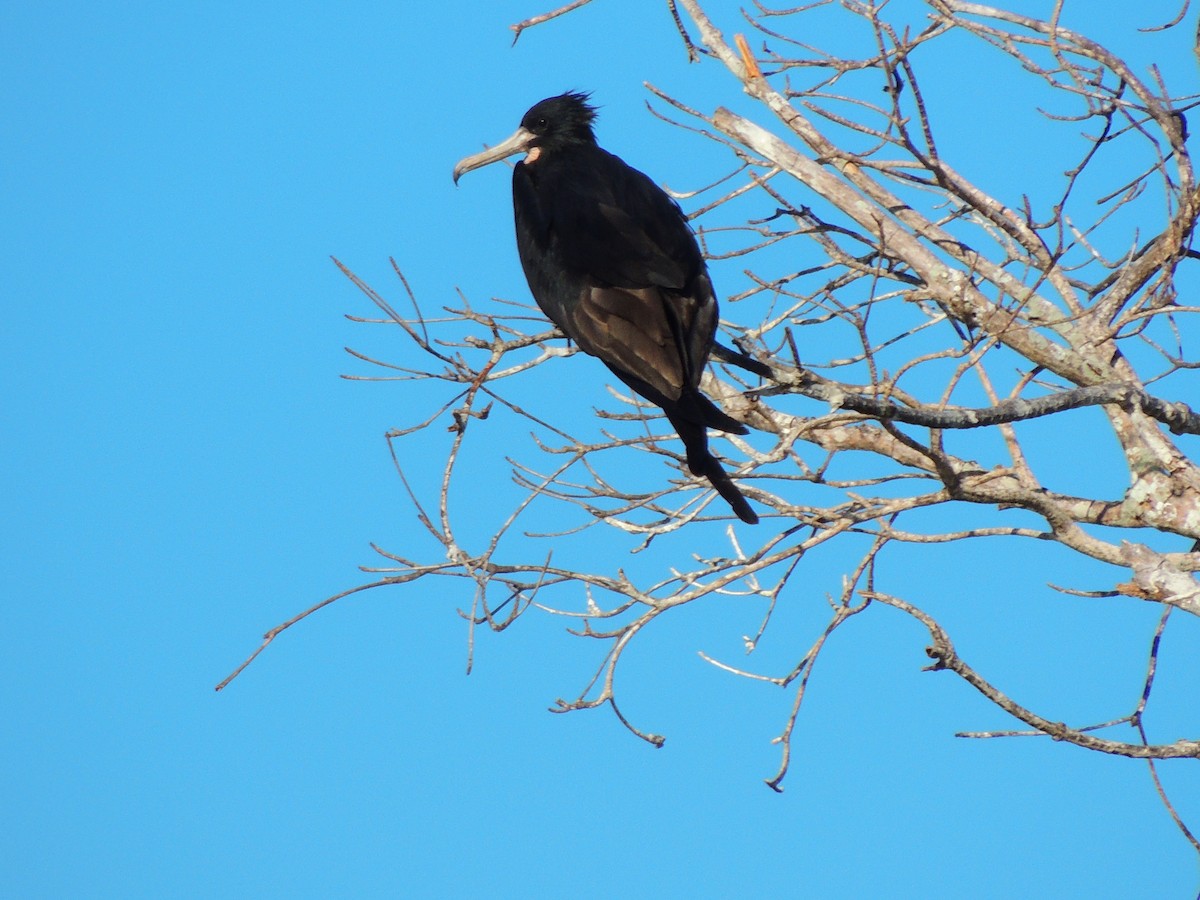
[453,92,758,524]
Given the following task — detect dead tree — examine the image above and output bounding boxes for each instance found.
[221,0,1199,850]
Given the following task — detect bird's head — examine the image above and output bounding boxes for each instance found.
[453,91,597,184]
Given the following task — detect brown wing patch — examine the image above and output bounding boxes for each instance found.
[565,285,686,403]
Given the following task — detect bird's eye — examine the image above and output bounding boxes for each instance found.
[536,117,548,130]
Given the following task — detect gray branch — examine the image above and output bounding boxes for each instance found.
[724,350,1200,435]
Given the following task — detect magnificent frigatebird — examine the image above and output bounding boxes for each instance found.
[453,92,758,524]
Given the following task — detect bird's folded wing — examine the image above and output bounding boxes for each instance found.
[565,284,691,405]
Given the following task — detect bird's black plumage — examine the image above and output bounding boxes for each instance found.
[454,92,757,524]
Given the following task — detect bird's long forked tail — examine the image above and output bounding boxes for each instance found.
[672,416,758,524]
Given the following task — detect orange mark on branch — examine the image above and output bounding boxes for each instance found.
[735,34,762,80]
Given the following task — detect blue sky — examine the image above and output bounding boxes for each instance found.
[4,2,1198,896]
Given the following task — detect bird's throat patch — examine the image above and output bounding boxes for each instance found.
[525,147,542,164]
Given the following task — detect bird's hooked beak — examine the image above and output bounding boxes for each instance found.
[453,126,537,184]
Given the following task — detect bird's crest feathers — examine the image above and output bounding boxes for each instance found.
[519,91,599,146]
